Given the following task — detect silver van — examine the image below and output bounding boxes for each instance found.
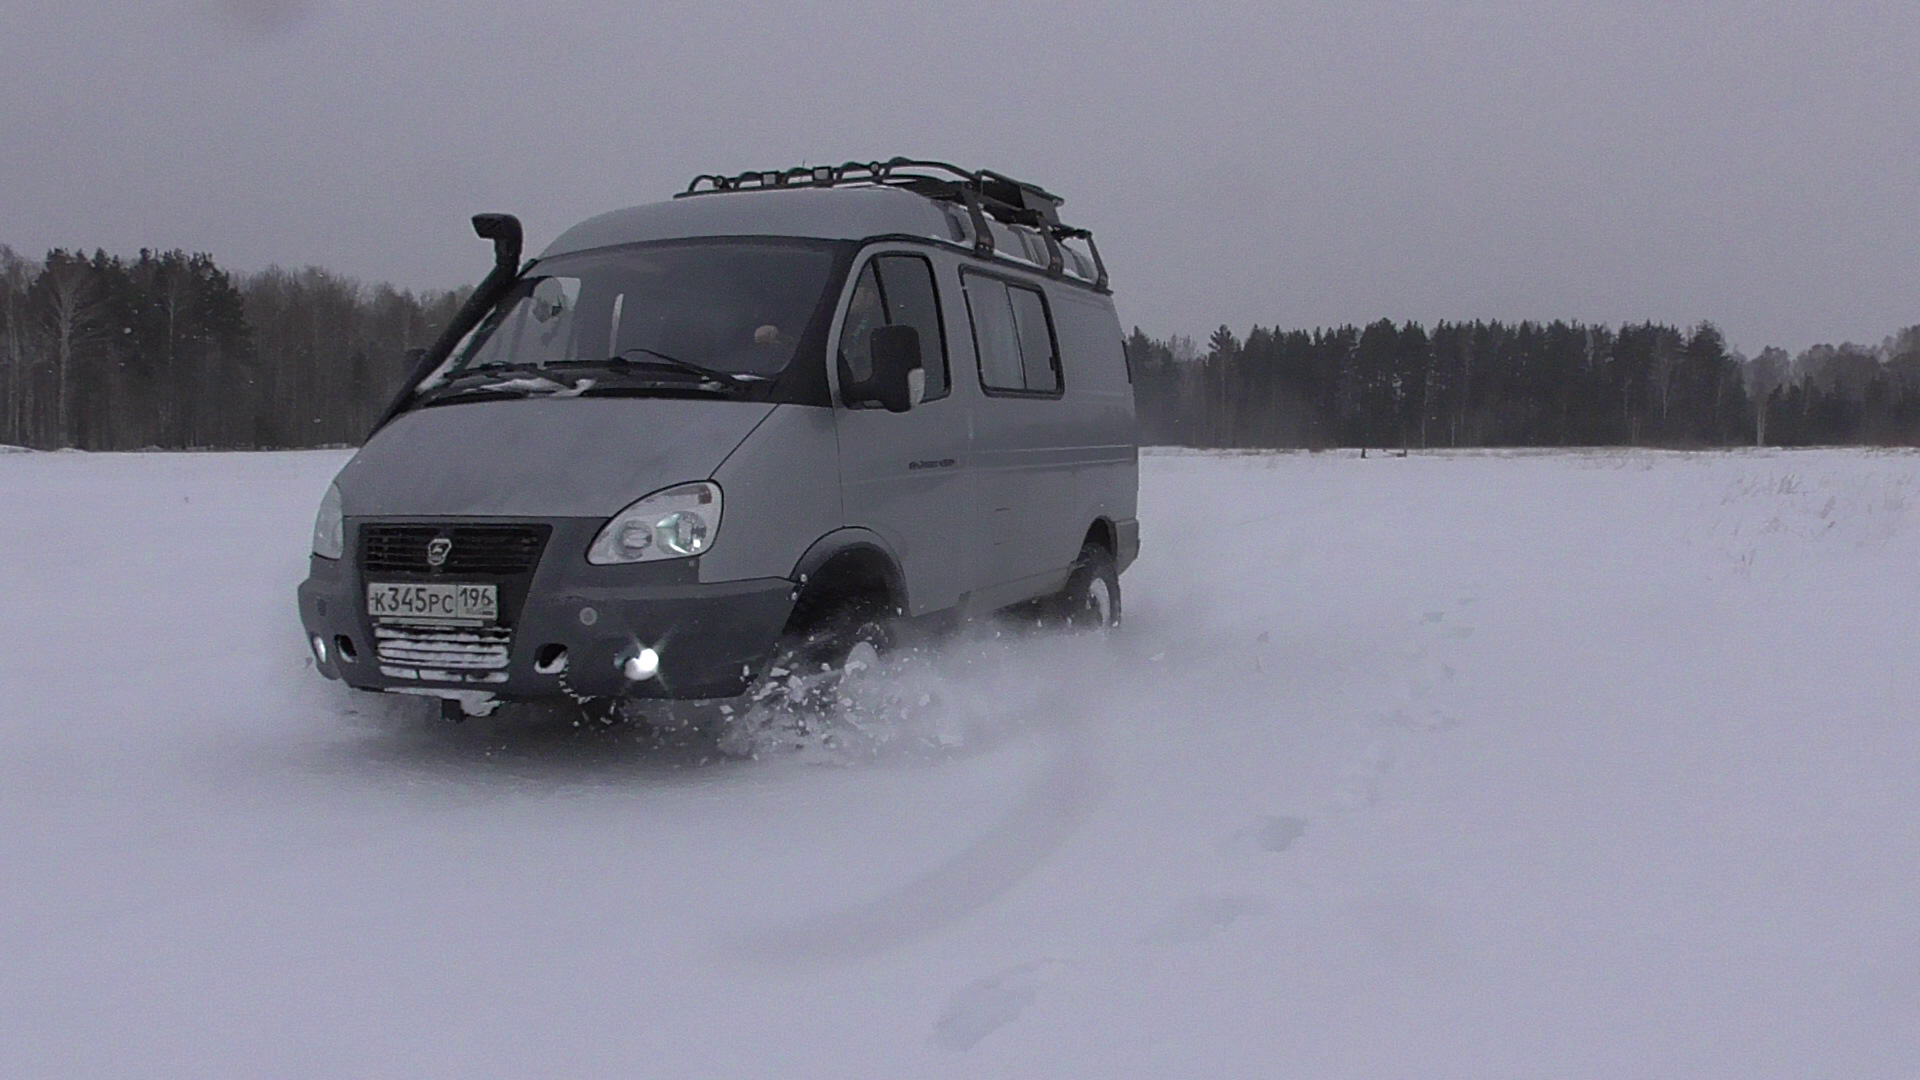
[297,159,1138,719]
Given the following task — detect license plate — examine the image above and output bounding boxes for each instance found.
[366,582,498,626]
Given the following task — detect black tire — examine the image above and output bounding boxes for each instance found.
[729,597,896,747]
[782,596,895,675]
[1056,542,1122,630]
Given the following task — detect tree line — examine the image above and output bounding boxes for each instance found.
[0,245,463,450]
[1126,320,1920,449]
[2,243,1914,451]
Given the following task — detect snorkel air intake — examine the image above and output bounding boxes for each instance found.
[370,212,526,436]
[472,212,522,271]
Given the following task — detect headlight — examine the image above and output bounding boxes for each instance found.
[587,482,722,564]
[311,482,344,560]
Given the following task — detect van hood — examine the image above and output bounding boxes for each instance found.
[335,398,776,518]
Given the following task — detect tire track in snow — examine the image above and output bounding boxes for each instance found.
[929,958,1070,1052]
[735,662,1109,963]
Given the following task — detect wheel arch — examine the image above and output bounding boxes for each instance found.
[788,528,908,629]
[1082,516,1118,559]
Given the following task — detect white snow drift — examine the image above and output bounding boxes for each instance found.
[2,446,1916,1078]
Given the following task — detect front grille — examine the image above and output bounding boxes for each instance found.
[376,625,512,684]
[360,524,551,575]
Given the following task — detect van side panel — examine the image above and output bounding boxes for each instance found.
[964,275,1136,609]
[702,404,842,586]
[1046,287,1138,564]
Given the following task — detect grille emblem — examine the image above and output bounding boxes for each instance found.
[426,537,453,568]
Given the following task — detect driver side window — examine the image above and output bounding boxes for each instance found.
[837,254,951,402]
[839,264,883,386]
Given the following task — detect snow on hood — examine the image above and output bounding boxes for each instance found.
[334,397,775,518]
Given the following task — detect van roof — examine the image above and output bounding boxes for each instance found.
[542,159,1110,292]
[542,185,956,258]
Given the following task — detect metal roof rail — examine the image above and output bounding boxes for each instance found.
[675,157,1107,291]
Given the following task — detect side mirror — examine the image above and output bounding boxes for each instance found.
[845,324,923,413]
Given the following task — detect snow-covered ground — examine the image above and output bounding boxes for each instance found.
[3,447,1917,1078]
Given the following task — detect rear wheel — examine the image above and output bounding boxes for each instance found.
[1055,542,1122,631]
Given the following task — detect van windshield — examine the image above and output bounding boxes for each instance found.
[427,240,838,396]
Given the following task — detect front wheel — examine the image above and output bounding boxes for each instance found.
[723,598,897,751]
[779,598,895,679]
[1056,543,1122,631]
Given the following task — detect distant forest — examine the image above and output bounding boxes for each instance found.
[2,244,1916,450]
[0,246,463,451]
[1128,322,1920,450]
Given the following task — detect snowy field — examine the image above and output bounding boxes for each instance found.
[3,446,1918,1078]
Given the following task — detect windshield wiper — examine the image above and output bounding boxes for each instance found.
[592,348,763,385]
[572,383,739,400]
[411,350,761,410]
[413,385,539,409]
[415,364,580,402]
[416,361,549,394]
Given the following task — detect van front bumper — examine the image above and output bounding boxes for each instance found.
[297,538,796,701]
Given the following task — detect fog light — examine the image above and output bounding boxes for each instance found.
[621,647,660,681]
[311,635,328,664]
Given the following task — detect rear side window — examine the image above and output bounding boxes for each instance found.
[965,277,1025,390]
[964,273,1062,395]
[838,254,951,402]
[1008,286,1059,393]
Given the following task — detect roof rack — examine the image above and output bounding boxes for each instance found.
[676,157,1108,291]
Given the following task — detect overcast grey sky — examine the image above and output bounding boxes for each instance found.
[3,0,1914,353]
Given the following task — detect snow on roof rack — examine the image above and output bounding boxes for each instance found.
[676,157,1107,291]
